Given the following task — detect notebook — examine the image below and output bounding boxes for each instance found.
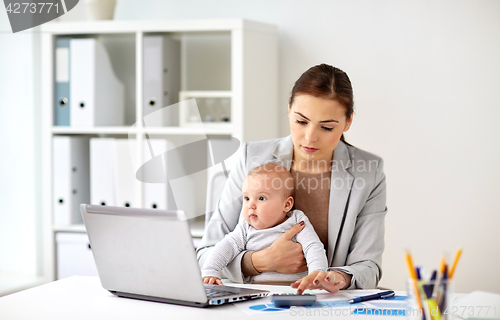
[80,204,269,307]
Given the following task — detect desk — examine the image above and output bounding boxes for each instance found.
[0,276,446,320]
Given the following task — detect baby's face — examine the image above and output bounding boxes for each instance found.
[241,174,290,230]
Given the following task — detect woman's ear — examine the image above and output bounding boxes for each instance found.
[344,114,353,132]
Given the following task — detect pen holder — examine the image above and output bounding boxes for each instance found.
[407,279,453,320]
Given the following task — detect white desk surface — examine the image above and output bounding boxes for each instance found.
[0,276,410,320]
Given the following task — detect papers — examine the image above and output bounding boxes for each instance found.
[453,291,500,320]
[233,289,409,316]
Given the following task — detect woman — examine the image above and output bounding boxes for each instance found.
[196,64,387,293]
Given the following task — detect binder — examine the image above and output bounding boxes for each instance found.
[70,38,124,127]
[90,138,116,206]
[54,37,71,126]
[56,232,98,279]
[53,136,90,225]
[115,139,140,208]
[143,139,170,209]
[143,35,180,127]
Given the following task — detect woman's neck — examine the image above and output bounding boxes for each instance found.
[291,151,333,174]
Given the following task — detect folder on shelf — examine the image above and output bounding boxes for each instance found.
[143,139,170,210]
[115,139,140,208]
[52,136,90,225]
[56,232,98,280]
[143,35,180,127]
[54,37,71,126]
[90,138,116,206]
[70,38,124,127]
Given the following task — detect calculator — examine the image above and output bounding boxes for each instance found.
[271,293,317,307]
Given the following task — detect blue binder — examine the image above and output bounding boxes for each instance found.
[54,37,71,126]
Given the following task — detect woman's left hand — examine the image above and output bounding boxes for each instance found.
[291,270,349,294]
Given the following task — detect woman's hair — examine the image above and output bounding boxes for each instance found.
[289,64,354,144]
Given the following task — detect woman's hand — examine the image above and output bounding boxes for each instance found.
[203,276,223,285]
[251,222,308,274]
[291,270,350,294]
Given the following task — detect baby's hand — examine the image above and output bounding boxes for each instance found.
[203,277,223,285]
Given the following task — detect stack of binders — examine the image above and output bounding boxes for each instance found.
[90,138,170,210]
[54,38,124,126]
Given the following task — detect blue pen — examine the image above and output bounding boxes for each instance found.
[416,266,422,280]
[422,270,438,299]
[438,266,448,311]
[348,291,395,304]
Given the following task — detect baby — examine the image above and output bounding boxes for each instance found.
[201,163,328,284]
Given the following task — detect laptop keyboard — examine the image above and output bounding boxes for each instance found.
[205,287,235,298]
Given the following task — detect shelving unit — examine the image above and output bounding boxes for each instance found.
[39,19,278,283]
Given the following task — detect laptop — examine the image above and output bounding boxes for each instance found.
[80,204,269,307]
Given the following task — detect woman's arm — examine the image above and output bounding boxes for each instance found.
[333,157,387,289]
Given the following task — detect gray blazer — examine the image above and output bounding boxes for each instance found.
[196,136,387,289]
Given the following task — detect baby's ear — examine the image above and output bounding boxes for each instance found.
[284,196,294,212]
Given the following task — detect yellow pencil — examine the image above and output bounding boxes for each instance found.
[439,254,446,274]
[449,248,462,279]
[404,250,424,312]
[405,250,418,280]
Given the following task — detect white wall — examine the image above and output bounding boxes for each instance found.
[1,0,499,293]
[112,0,500,293]
[0,10,39,276]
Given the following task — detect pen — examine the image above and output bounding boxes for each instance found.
[416,266,422,280]
[432,254,446,299]
[428,270,437,293]
[437,265,448,311]
[348,291,395,304]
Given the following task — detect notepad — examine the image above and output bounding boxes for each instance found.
[454,291,500,320]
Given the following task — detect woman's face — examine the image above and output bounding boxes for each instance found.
[288,95,352,166]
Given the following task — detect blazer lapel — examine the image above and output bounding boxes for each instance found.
[268,136,294,169]
[327,141,354,264]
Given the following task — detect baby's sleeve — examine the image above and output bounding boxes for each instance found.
[201,221,248,279]
[294,210,329,273]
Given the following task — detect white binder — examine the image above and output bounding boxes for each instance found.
[143,139,170,210]
[52,136,90,225]
[143,35,180,127]
[115,139,140,208]
[56,232,98,279]
[90,138,116,206]
[70,38,124,127]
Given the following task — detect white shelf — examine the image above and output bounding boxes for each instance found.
[53,225,87,233]
[180,90,232,98]
[41,18,278,282]
[141,126,233,136]
[51,126,233,136]
[52,126,133,135]
[52,223,204,238]
[41,19,277,34]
